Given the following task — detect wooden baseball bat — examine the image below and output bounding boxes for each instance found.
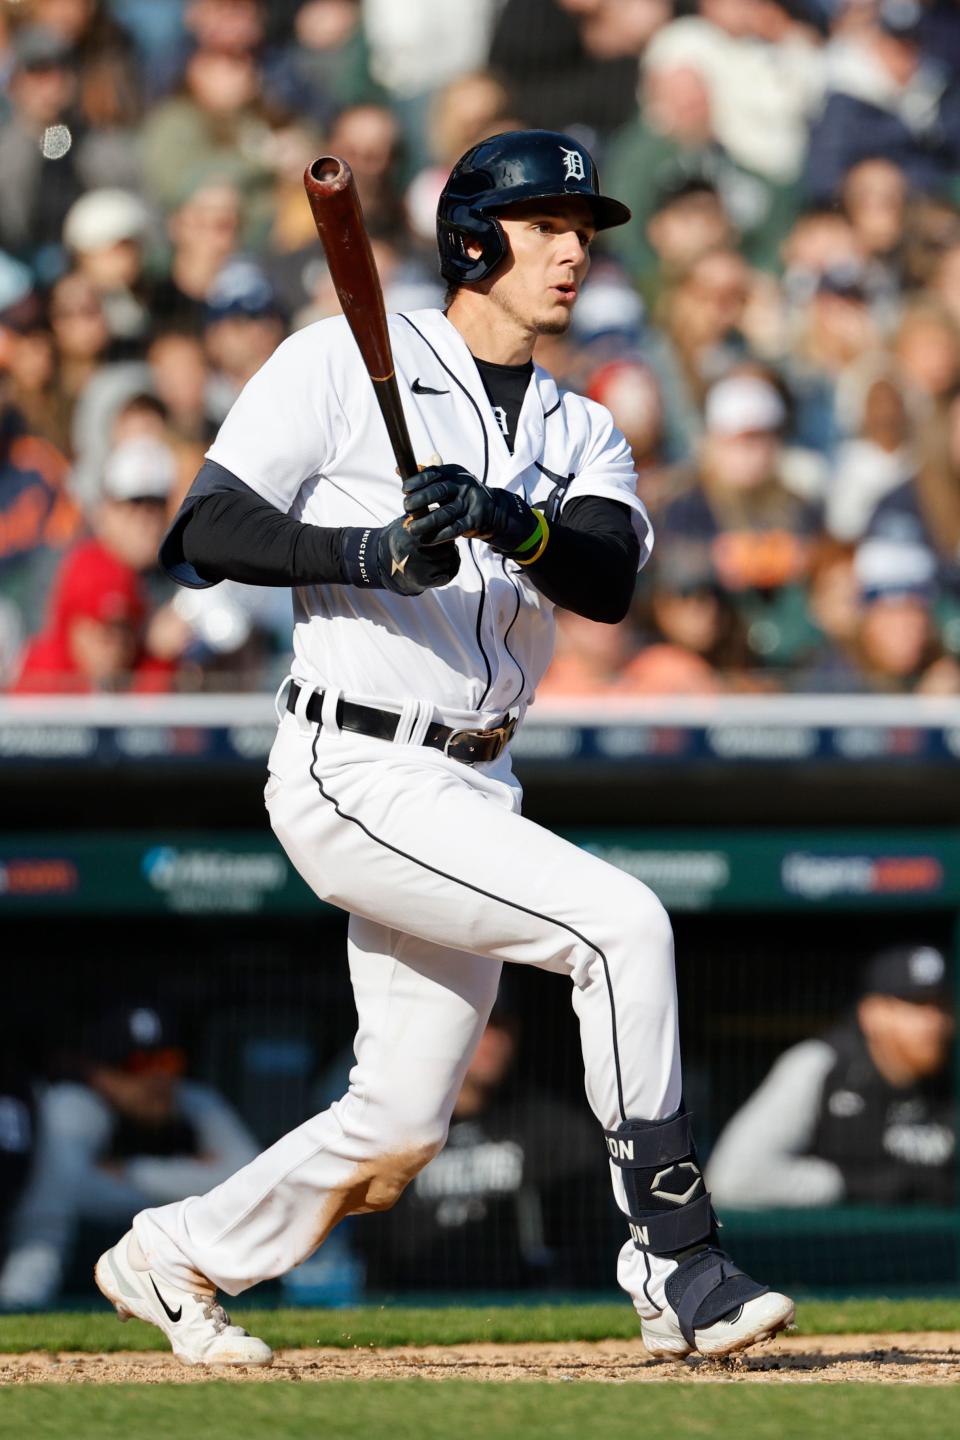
[303,155,425,516]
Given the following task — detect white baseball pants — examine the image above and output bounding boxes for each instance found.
[134,703,684,1314]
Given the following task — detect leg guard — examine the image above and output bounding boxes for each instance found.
[605,1110,769,1349]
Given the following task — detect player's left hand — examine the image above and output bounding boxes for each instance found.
[403,464,542,558]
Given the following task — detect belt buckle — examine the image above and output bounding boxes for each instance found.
[443,715,517,763]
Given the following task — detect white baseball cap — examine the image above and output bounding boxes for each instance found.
[705,376,786,436]
[63,189,151,253]
[855,537,936,602]
[102,437,177,502]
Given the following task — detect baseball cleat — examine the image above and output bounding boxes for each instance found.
[641,1288,795,1360]
[94,1230,273,1367]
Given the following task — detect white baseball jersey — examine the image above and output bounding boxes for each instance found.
[206,307,651,725]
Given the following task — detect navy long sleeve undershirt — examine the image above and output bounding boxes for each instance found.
[165,464,642,624]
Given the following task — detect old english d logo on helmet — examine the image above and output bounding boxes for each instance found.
[436,129,632,285]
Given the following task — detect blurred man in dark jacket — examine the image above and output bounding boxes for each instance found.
[708,944,955,1208]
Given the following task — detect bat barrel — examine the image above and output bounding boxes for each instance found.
[303,152,421,487]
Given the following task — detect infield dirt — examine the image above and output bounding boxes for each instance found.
[2,1332,959,1385]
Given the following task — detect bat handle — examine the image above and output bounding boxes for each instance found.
[371,377,418,482]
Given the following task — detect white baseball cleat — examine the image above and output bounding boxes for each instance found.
[641,1288,795,1360]
[94,1230,273,1367]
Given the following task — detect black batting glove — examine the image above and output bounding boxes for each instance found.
[340,517,460,596]
[403,464,542,557]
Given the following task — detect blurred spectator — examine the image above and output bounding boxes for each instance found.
[11,536,153,690]
[161,575,290,691]
[151,180,243,334]
[147,330,217,452]
[405,70,514,246]
[261,0,381,130]
[2,319,67,454]
[0,26,86,273]
[0,1003,257,1309]
[629,172,737,307]
[67,340,212,514]
[92,435,178,573]
[62,186,153,351]
[826,362,920,540]
[586,358,665,511]
[13,435,180,693]
[780,204,865,303]
[848,536,960,693]
[46,269,114,438]
[326,102,405,238]
[263,115,326,257]
[539,610,644,696]
[806,0,960,203]
[540,604,725,697]
[782,259,883,456]
[643,0,824,185]
[0,252,72,453]
[202,256,287,421]
[647,246,755,452]
[893,301,960,413]
[31,0,144,182]
[659,373,822,674]
[490,0,668,139]
[0,371,79,683]
[104,2,189,93]
[604,56,796,290]
[840,157,908,290]
[140,28,276,248]
[613,641,724,694]
[883,386,960,568]
[792,538,863,690]
[900,189,960,291]
[354,993,617,1292]
[644,546,748,687]
[707,944,955,1208]
[364,0,503,165]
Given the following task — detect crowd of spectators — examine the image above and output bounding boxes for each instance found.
[2,0,960,696]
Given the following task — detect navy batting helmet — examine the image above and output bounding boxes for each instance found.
[437,129,631,285]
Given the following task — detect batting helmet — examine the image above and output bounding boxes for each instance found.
[437,129,631,285]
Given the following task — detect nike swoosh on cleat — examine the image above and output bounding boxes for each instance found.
[411,379,449,395]
[150,1276,182,1323]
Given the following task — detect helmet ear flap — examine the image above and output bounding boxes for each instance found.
[438,210,508,285]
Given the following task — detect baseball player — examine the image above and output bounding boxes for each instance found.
[95,130,794,1366]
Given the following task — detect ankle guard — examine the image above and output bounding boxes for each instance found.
[604,1110,712,1254]
[605,1110,768,1347]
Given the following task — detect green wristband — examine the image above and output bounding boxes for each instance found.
[512,512,545,556]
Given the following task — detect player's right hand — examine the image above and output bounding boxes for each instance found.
[378,515,460,596]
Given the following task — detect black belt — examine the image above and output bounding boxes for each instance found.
[286,682,517,765]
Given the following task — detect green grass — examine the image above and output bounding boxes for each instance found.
[1,1296,958,1355]
[2,1383,958,1440]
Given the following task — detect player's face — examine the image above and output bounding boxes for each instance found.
[487,199,595,337]
[859,995,954,1080]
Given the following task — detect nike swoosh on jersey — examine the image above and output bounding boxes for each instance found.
[150,1276,182,1323]
[411,379,449,395]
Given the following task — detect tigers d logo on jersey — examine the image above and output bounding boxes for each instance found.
[560,146,586,182]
